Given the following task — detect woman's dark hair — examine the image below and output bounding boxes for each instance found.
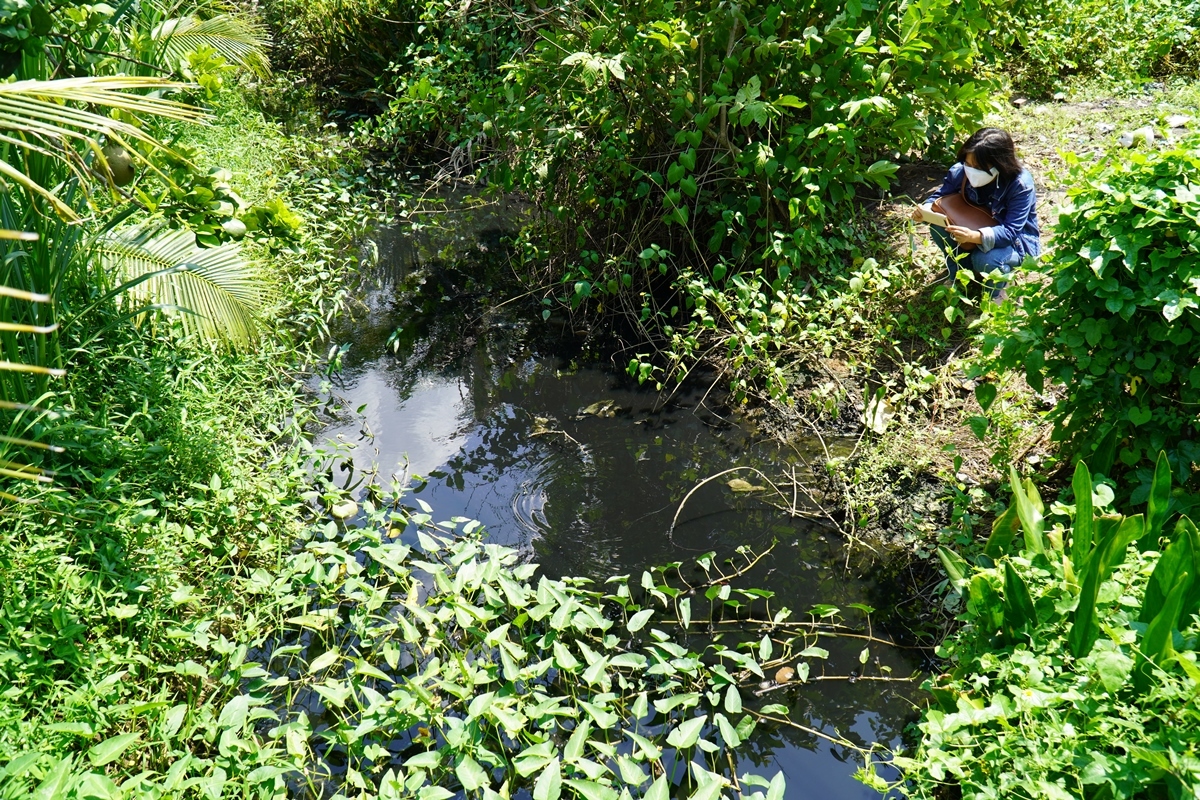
[957,128,1022,182]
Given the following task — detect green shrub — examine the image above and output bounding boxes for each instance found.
[442,0,1001,401]
[976,136,1200,484]
[999,0,1200,96]
[897,458,1200,798]
[487,0,1000,281]
[357,0,1005,288]
[260,0,420,112]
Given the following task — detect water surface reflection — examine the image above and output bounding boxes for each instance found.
[313,204,922,798]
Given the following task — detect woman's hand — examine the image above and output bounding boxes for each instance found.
[911,205,927,222]
[946,225,983,246]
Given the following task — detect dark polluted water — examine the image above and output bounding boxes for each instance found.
[312,196,926,799]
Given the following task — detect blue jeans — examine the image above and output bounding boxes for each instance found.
[930,225,1020,300]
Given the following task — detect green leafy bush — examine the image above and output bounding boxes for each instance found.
[487,0,999,280]
[998,0,1200,96]
[899,458,1200,798]
[353,0,1004,303]
[976,136,1200,482]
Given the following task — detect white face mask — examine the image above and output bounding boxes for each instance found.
[964,164,999,187]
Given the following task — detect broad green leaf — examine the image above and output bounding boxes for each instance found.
[1140,519,1195,624]
[631,691,649,720]
[553,640,580,671]
[1071,514,1144,657]
[308,648,339,674]
[679,597,691,628]
[457,755,488,792]
[405,750,443,769]
[627,608,654,632]
[689,779,726,800]
[974,382,997,412]
[758,635,772,662]
[1136,570,1192,691]
[33,757,74,800]
[984,503,1020,558]
[616,756,648,786]
[714,713,741,748]
[937,546,970,587]
[766,770,787,800]
[724,684,742,714]
[610,653,647,669]
[217,694,250,730]
[653,692,700,714]
[581,655,611,688]
[75,773,118,800]
[625,729,663,760]
[563,780,618,800]
[87,732,140,767]
[515,741,556,777]
[1002,563,1037,639]
[163,704,187,738]
[1071,460,1094,565]
[533,759,562,800]
[666,715,707,749]
[644,776,670,800]
[1141,450,1173,549]
[565,721,591,762]
[1090,649,1133,694]
[1009,466,1044,554]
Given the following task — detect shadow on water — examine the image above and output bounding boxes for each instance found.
[310,192,926,799]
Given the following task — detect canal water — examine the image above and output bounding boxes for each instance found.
[312,194,924,798]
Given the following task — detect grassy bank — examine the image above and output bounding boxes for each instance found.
[0,82,391,794]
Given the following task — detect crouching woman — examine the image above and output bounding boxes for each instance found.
[913,128,1041,300]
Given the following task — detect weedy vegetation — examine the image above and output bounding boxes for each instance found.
[6,0,1200,796]
[896,455,1200,798]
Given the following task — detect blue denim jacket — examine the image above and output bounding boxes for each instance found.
[929,162,1041,259]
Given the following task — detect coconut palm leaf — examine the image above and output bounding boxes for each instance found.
[96,225,264,347]
[0,77,207,219]
[151,15,271,78]
[0,230,62,501]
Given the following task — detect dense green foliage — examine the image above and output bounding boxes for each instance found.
[999,0,1200,96]
[976,136,1200,483]
[2,469,887,798]
[335,0,1008,399]
[483,0,995,267]
[898,457,1200,798]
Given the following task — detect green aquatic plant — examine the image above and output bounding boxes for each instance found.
[1,479,901,798]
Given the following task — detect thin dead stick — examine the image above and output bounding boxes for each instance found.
[531,428,584,449]
[751,712,873,754]
[753,675,917,697]
[667,466,791,540]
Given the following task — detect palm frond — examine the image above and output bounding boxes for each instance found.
[0,77,207,218]
[96,225,265,348]
[0,229,60,500]
[152,15,271,78]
